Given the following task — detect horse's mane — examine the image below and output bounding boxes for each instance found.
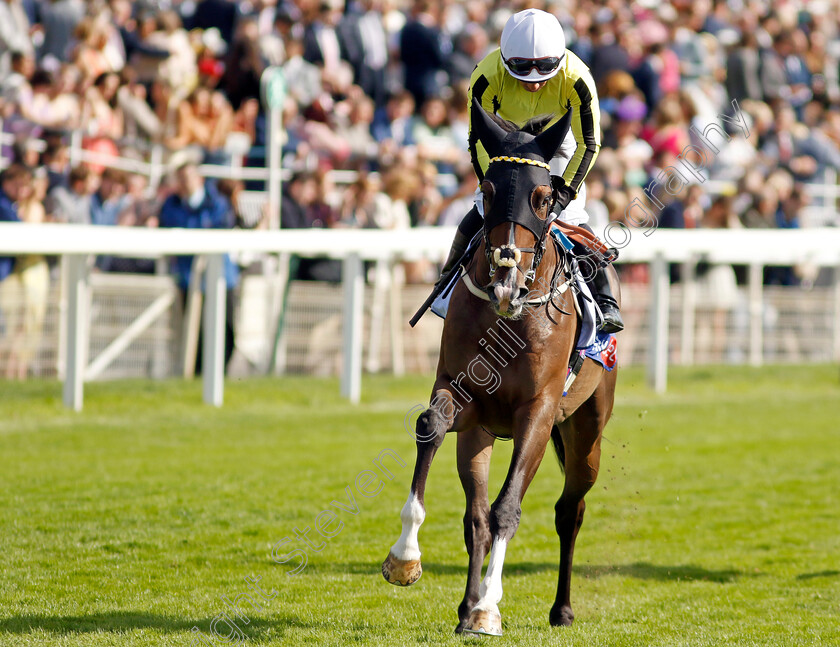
[486,111,567,157]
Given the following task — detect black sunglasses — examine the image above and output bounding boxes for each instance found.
[503,55,563,76]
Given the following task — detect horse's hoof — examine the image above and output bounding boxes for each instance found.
[381,552,422,586]
[462,608,503,636]
[549,603,574,627]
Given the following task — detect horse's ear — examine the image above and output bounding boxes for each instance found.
[470,97,506,158]
[534,109,572,162]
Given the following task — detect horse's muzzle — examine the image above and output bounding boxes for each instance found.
[490,283,529,317]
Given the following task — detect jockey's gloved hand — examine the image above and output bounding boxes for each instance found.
[551,176,575,213]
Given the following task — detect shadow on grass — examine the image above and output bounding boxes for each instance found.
[576,562,745,582]
[796,570,840,580]
[0,612,288,637]
[333,561,746,582]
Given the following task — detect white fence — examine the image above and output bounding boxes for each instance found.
[0,223,839,409]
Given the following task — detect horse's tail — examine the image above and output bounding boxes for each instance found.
[550,424,566,474]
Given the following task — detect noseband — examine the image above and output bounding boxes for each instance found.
[483,155,556,284]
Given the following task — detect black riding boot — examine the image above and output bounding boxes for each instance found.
[591,265,624,333]
[436,206,482,286]
[576,223,623,333]
[437,229,471,285]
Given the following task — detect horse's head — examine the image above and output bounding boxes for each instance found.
[471,98,571,318]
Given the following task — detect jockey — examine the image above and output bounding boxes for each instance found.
[439,8,623,333]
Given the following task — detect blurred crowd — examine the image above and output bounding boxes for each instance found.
[3,0,840,374]
[2,0,840,234]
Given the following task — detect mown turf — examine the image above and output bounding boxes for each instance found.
[0,365,838,646]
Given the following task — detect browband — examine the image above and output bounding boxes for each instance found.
[488,156,551,171]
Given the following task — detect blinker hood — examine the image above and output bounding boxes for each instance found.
[483,161,550,239]
[470,98,573,239]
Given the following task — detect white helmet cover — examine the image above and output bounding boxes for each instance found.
[500,9,566,82]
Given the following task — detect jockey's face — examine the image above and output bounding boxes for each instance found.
[518,79,547,92]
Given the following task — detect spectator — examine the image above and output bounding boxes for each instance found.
[726,31,763,103]
[82,72,124,143]
[696,194,740,360]
[158,163,239,371]
[166,86,233,163]
[0,51,35,107]
[339,0,390,107]
[38,0,85,63]
[46,165,96,224]
[0,0,34,77]
[0,164,31,282]
[280,170,317,230]
[333,90,378,166]
[191,0,239,47]
[448,23,489,85]
[0,165,50,379]
[281,36,323,112]
[118,173,161,229]
[14,69,73,133]
[90,167,129,227]
[399,0,449,108]
[72,16,114,83]
[280,170,341,281]
[337,172,380,228]
[117,68,164,143]
[220,17,264,110]
[371,90,415,156]
[41,134,71,192]
[148,11,198,91]
[412,95,461,173]
[110,0,169,64]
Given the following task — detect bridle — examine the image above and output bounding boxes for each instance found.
[483,155,557,285]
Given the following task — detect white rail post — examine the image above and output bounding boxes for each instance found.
[203,254,226,406]
[341,253,364,403]
[367,258,389,373]
[389,258,405,376]
[261,66,285,229]
[748,263,763,367]
[680,256,697,366]
[182,256,206,378]
[63,254,89,411]
[267,252,292,375]
[647,252,669,393]
[56,256,69,380]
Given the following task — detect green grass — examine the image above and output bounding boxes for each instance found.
[1,365,839,646]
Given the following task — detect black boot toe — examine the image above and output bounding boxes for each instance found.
[597,303,624,333]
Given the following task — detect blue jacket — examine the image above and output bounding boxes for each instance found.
[0,189,20,282]
[158,182,240,290]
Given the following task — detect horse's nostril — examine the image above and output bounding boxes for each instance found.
[515,287,530,302]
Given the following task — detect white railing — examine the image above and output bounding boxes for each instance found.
[1,223,839,410]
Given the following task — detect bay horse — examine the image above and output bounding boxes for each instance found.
[382,100,620,635]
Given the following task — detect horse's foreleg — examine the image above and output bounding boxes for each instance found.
[455,428,494,633]
[383,387,467,586]
[463,401,555,636]
[550,382,610,626]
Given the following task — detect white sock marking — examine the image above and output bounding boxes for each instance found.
[390,491,425,561]
[473,537,507,614]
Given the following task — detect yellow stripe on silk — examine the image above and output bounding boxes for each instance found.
[488,156,551,170]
